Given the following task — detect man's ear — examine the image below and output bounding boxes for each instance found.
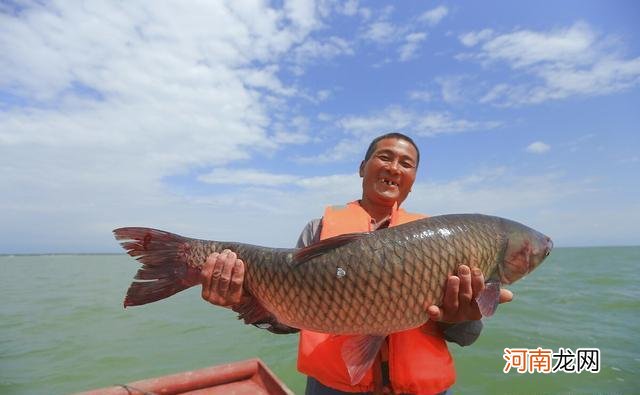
[359,161,365,177]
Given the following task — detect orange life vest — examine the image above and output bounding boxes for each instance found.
[297,201,456,394]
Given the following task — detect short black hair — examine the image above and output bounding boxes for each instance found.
[363,132,420,166]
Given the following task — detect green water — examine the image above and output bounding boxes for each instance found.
[1,247,638,394]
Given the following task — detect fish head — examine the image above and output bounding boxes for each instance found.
[499,219,553,284]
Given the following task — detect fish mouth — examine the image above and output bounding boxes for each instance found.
[544,237,553,257]
[531,235,553,264]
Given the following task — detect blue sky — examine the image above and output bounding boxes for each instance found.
[1,1,639,253]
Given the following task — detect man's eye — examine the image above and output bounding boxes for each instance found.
[401,161,415,168]
[378,155,391,161]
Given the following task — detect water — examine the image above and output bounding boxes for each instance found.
[1,247,638,394]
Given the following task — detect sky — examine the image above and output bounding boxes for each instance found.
[1,0,639,253]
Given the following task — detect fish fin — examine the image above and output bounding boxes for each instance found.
[113,227,200,307]
[231,297,298,334]
[476,280,501,317]
[341,335,385,385]
[293,232,370,264]
[232,296,277,325]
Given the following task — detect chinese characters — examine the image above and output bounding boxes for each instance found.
[503,347,600,374]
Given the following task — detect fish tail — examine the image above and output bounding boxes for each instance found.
[113,227,202,308]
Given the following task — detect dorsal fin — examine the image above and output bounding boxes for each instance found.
[294,232,370,264]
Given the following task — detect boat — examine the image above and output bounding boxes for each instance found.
[76,358,294,394]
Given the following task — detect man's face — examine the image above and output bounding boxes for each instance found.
[359,137,418,207]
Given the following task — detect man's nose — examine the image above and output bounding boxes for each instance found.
[387,159,400,173]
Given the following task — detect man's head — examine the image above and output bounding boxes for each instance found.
[359,132,420,208]
[363,132,420,166]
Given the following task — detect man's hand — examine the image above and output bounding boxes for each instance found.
[427,265,513,323]
[200,249,245,307]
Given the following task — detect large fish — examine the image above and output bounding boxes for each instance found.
[114,214,552,384]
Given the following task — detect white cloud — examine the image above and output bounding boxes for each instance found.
[295,138,365,164]
[459,29,493,47]
[412,169,564,215]
[197,169,361,209]
[182,171,363,245]
[362,21,398,44]
[533,57,640,99]
[338,0,360,16]
[407,168,640,247]
[284,0,320,32]
[358,5,446,63]
[480,22,596,68]
[199,169,299,186]
[407,32,428,43]
[419,6,448,26]
[273,131,311,145]
[0,1,339,252]
[616,155,639,164]
[271,115,313,144]
[408,89,432,101]
[436,75,472,104]
[415,113,500,135]
[152,165,638,248]
[1,4,634,254]
[295,173,360,189]
[461,22,640,105]
[338,107,412,137]
[358,7,373,20]
[399,32,427,61]
[317,113,333,122]
[239,66,297,96]
[0,3,313,102]
[564,133,596,152]
[338,106,501,138]
[291,36,353,70]
[316,89,332,101]
[297,107,501,164]
[526,141,551,154]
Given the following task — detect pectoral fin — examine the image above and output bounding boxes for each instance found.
[476,280,501,317]
[341,335,385,385]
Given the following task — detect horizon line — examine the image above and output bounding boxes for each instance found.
[2,244,639,256]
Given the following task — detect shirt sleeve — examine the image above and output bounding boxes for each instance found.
[439,320,484,346]
[296,218,322,248]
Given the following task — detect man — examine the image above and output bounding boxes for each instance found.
[200,132,513,394]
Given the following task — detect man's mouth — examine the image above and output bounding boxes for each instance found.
[380,178,399,187]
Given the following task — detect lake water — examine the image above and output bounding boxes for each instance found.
[1,247,638,394]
